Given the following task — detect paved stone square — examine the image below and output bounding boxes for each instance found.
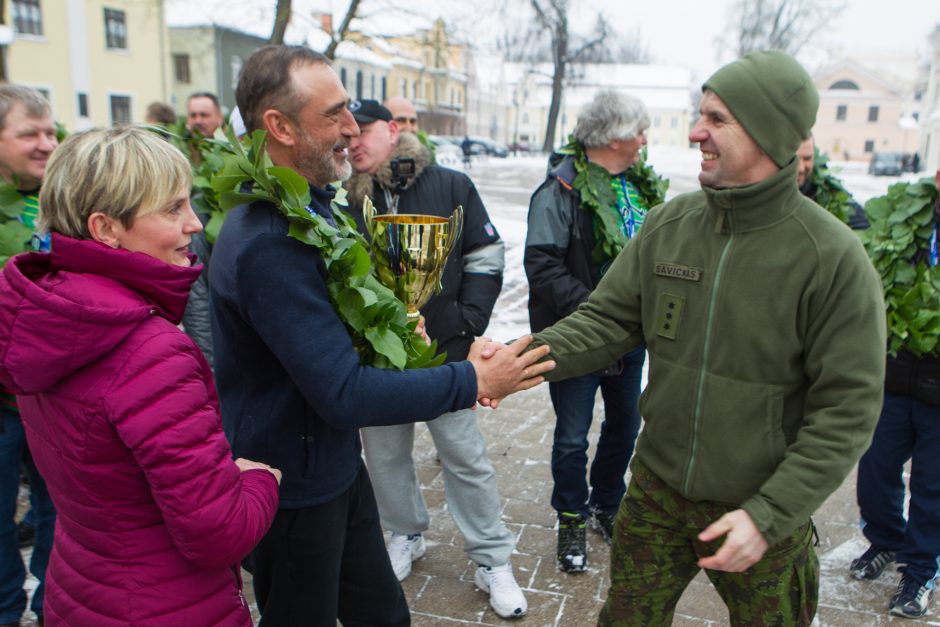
[18,387,939,626]
[292,385,936,627]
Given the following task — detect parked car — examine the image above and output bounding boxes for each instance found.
[868,152,904,176]
[427,135,462,165]
[471,137,509,158]
[444,136,509,158]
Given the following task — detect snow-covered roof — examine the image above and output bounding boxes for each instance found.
[334,40,393,69]
[815,59,906,95]
[504,62,693,111]
[166,0,331,51]
[574,64,693,90]
[355,12,435,39]
[365,37,403,57]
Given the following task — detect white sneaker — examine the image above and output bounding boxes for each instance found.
[474,562,528,618]
[387,533,426,581]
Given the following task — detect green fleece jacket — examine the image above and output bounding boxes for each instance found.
[533,159,885,544]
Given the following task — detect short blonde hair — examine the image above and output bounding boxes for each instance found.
[38,127,191,238]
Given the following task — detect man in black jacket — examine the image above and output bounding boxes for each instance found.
[344,99,527,619]
[524,91,650,574]
[796,135,868,230]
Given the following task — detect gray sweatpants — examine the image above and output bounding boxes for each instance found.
[360,408,516,567]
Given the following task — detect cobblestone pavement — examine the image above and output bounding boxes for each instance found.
[17,391,940,626]
[248,385,936,626]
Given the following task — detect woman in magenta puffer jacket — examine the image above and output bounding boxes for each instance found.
[0,127,280,626]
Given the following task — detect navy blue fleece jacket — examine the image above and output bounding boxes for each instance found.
[209,185,477,508]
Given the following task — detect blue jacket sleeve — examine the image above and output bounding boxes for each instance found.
[234,232,478,428]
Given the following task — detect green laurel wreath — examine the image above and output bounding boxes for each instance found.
[807,148,854,225]
[861,177,940,356]
[558,135,668,262]
[0,182,31,267]
[209,128,445,370]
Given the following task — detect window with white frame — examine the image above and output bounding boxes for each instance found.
[110,95,132,125]
[104,8,127,50]
[174,54,190,83]
[12,0,43,36]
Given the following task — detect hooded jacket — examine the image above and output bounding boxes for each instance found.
[524,152,601,333]
[346,133,504,362]
[0,234,279,626]
[533,160,886,544]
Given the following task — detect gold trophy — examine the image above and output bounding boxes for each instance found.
[363,196,463,320]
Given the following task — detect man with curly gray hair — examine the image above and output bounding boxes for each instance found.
[524,89,659,574]
[572,90,650,150]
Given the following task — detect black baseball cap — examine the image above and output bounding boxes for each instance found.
[349,99,392,124]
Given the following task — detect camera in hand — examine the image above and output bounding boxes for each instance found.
[390,157,416,192]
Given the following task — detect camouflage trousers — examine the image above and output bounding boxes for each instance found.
[597,459,819,626]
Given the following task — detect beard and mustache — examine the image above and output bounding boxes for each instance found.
[293,124,352,185]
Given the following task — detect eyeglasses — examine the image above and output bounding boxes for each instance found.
[395,117,418,125]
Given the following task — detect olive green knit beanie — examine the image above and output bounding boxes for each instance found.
[702,50,819,168]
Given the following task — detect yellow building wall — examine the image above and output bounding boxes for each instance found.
[813,65,910,161]
[168,28,217,113]
[385,32,466,113]
[5,0,168,131]
[85,0,168,127]
[6,0,73,118]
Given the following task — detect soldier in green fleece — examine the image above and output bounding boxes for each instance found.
[529,51,886,625]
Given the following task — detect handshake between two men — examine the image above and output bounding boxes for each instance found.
[467,335,554,409]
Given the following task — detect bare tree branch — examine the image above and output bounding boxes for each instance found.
[722,0,845,58]
[569,19,610,64]
[269,0,291,44]
[508,0,616,152]
[324,0,364,59]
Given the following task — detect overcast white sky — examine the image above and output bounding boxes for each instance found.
[619,0,939,80]
[450,0,938,81]
[172,0,939,84]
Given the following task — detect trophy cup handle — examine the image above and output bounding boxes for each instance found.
[363,196,376,239]
[445,205,464,259]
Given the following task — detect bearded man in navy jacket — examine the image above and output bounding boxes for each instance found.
[208,45,552,627]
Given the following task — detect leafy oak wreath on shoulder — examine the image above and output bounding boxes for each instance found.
[211,129,444,370]
[558,134,669,261]
[862,177,940,356]
[807,148,855,225]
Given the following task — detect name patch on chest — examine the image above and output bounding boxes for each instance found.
[654,262,702,282]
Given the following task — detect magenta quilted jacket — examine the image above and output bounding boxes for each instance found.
[0,234,279,626]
